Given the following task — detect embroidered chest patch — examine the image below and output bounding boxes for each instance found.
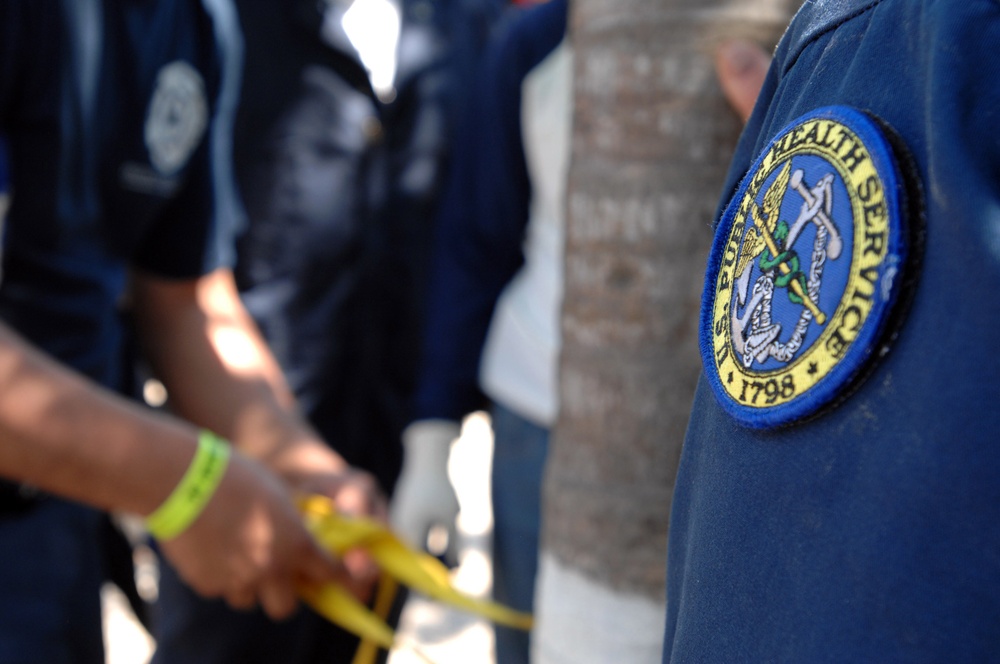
[700,106,919,429]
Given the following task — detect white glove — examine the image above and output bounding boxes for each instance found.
[390,419,462,553]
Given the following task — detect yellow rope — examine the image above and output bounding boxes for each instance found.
[296,494,533,659]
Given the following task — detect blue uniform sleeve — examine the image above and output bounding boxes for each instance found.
[132,0,238,278]
[667,1,1000,660]
[413,0,568,421]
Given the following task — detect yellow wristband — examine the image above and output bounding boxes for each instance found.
[146,430,231,541]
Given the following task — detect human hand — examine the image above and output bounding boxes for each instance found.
[265,440,388,599]
[283,454,387,521]
[157,450,345,621]
[714,39,772,123]
[389,419,461,552]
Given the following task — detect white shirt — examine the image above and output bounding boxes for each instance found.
[479,40,573,427]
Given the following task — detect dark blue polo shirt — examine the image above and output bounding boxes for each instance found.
[0,0,229,389]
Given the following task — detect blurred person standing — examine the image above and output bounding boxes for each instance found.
[0,1,384,662]
[390,1,569,662]
[151,1,509,663]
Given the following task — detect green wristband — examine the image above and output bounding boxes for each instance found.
[146,430,231,541]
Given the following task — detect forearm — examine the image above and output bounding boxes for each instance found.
[130,268,347,480]
[0,323,198,516]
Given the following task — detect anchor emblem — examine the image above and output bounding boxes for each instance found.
[701,106,915,428]
[730,161,844,369]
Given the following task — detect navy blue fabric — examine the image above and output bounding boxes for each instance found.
[490,401,548,664]
[0,502,106,664]
[0,2,227,659]
[0,0,227,388]
[665,1,1000,661]
[412,0,568,422]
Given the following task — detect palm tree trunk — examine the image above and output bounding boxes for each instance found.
[534,1,799,661]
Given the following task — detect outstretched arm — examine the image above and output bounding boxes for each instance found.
[130,267,386,519]
[0,321,342,619]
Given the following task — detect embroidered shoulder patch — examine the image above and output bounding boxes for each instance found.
[700,106,919,429]
[145,61,208,176]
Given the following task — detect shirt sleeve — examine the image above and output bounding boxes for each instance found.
[132,0,241,278]
[413,0,568,420]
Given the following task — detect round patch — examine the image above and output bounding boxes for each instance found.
[145,61,208,176]
[700,106,916,429]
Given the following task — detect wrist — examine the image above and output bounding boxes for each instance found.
[145,430,231,540]
[266,436,348,485]
[401,420,461,473]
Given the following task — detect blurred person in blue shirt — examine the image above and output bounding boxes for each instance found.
[389,1,569,662]
[0,2,382,662]
[150,1,509,662]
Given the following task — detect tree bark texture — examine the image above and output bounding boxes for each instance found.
[543,0,801,601]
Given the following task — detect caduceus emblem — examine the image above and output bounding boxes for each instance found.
[730,160,845,369]
[703,107,909,428]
